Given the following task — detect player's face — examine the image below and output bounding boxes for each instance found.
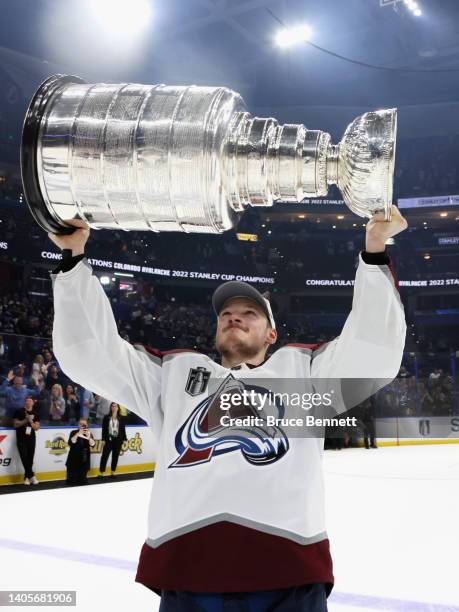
[215,297,275,358]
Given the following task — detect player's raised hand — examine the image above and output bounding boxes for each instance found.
[365,205,408,253]
[47,219,90,256]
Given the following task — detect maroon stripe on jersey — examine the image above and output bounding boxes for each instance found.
[135,522,334,595]
[162,348,202,355]
[140,345,204,358]
[140,345,163,359]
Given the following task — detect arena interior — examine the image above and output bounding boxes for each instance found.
[1,0,459,610]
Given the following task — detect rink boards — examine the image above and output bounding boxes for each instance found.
[0,424,156,485]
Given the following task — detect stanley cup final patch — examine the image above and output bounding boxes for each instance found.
[185,367,211,396]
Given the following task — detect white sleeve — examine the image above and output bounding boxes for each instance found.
[51,258,162,429]
[310,253,406,409]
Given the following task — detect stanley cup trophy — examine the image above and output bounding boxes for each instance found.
[21,74,397,235]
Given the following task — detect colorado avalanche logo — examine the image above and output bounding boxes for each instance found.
[169,374,289,468]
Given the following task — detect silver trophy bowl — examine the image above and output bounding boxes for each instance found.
[21,74,397,235]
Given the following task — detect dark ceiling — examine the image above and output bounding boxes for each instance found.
[2,0,459,107]
[1,0,459,162]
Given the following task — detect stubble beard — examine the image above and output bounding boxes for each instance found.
[216,334,264,364]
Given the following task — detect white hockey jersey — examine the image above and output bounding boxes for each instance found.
[51,253,406,593]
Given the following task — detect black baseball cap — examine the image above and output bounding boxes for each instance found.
[212,281,276,329]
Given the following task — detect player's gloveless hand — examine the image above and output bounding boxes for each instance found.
[47,219,90,256]
[365,205,408,253]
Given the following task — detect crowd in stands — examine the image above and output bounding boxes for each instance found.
[375,365,457,417]
[394,134,459,199]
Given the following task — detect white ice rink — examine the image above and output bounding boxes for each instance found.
[1,444,459,611]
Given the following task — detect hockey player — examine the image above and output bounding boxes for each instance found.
[48,205,407,611]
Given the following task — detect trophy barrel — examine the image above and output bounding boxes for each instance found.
[21,75,246,235]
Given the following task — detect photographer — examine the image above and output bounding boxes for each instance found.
[13,396,40,485]
[65,417,95,485]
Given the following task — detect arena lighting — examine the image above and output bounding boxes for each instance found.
[275,24,312,48]
[337,215,344,220]
[440,212,448,217]
[88,0,152,36]
[403,0,422,16]
[424,254,431,259]
[114,272,134,277]
[99,276,111,285]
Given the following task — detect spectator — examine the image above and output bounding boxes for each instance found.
[34,377,50,420]
[31,354,48,378]
[66,417,95,485]
[45,365,66,391]
[397,378,416,416]
[98,402,127,478]
[428,368,442,386]
[13,396,40,485]
[10,364,30,387]
[419,381,434,415]
[49,383,65,422]
[94,394,111,421]
[64,384,80,424]
[0,372,40,420]
[28,366,44,390]
[0,335,8,372]
[80,388,96,422]
[359,398,377,449]
[42,349,55,368]
[397,365,411,379]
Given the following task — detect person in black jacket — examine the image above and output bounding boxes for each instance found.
[98,402,127,478]
[359,397,377,449]
[13,396,40,485]
[66,417,95,485]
